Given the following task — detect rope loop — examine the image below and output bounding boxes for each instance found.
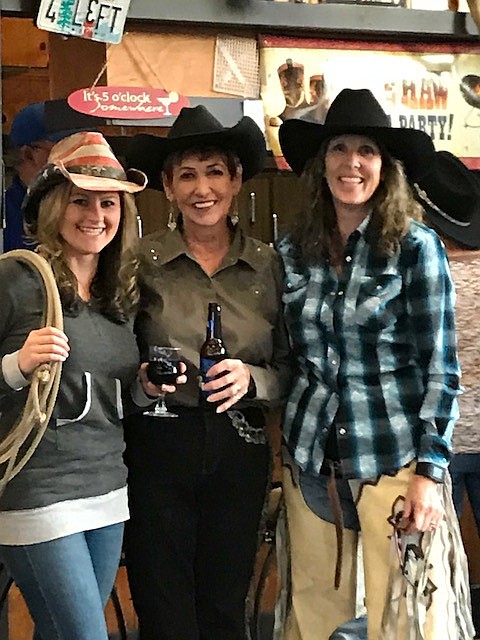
[35,365,51,384]
[0,250,63,494]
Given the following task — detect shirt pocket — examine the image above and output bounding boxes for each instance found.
[354,274,403,330]
[55,372,92,426]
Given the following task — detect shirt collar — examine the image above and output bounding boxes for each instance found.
[146,226,264,272]
[342,212,372,251]
[148,227,188,265]
[357,213,371,235]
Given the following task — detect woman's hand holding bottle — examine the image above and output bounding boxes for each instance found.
[199,302,252,413]
[202,359,251,413]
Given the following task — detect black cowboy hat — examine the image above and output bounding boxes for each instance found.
[126,105,267,190]
[279,88,435,181]
[414,151,480,248]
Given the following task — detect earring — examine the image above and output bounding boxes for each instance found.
[167,202,177,231]
[230,198,239,226]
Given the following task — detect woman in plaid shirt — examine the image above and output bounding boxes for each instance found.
[275,89,474,640]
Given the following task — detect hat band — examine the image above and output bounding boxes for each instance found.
[414,184,471,228]
[66,164,127,181]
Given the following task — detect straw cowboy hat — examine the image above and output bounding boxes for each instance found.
[414,150,480,248]
[126,105,267,190]
[23,131,147,224]
[279,88,436,181]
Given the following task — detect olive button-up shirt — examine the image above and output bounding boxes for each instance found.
[135,227,291,408]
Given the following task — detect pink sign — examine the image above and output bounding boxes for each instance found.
[68,87,190,119]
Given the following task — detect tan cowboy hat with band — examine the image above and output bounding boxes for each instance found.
[126,105,267,190]
[279,88,436,181]
[23,131,147,225]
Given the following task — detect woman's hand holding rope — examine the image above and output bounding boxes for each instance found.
[18,327,70,377]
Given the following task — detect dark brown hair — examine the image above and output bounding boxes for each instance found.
[162,146,241,185]
[290,137,423,266]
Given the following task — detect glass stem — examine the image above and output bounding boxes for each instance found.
[154,393,167,415]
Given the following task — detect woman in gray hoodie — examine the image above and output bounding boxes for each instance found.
[0,131,184,640]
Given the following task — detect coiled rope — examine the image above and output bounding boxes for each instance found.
[0,249,63,496]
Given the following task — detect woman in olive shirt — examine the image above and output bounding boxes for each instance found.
[124,105,290,640]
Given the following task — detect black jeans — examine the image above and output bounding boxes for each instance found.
[123,407,270,640]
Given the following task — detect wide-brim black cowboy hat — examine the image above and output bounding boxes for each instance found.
[279,88,436,181]
[414,150,480,248]
[126,105,267,190]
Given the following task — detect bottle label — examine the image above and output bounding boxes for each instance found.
[200,357,223,398]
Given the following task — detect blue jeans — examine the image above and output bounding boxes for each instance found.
[450,452,480,535]
[0,523,124,640]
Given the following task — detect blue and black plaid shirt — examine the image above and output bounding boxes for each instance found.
[278,216,460,481]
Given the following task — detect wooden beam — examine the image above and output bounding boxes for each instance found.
[2,2,480,41]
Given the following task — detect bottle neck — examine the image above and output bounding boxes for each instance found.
[206,310,222,340]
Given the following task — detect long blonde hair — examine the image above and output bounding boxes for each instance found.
[27,182,139,323]
[291,139,424,265]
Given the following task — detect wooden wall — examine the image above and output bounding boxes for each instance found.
[1,17,107,135]
[1,20,240,139]
[106,29,239,98]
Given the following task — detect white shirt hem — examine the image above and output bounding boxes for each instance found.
[0,486,129,545]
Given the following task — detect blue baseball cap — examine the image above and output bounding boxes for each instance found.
[9,102,82,149]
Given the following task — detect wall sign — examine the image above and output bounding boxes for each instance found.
[260,35,480,168]
[36,0,131,44]
[68,87,190,119]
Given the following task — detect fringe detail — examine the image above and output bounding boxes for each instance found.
[381,474,475,640]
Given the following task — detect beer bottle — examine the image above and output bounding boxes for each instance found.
[199,303,228,406]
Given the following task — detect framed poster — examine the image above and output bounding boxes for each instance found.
[260,36,480,168]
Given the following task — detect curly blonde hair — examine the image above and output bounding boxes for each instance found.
[290,138,424,266]
[26,182,139,323]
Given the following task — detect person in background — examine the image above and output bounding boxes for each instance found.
[276,88,474,640]
[0,131,185,640]
[124,105,291,640]
[4,101,83,251]
[415,150,480,538]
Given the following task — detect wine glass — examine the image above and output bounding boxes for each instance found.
[143,346,181,418]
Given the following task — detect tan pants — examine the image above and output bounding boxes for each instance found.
[277,463,474,640]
